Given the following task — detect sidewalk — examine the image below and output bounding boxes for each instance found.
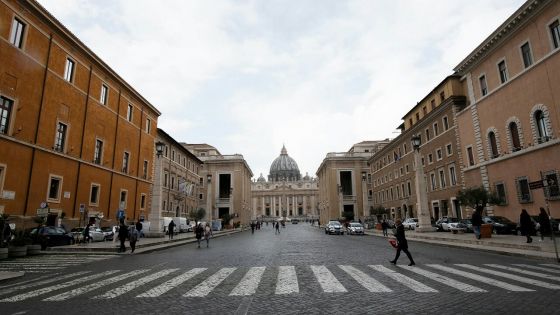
[45,228,244,255]
[365,228,560,261]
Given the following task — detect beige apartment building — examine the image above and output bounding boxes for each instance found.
[251,146,318,221]
[149,129,202,232]
[183,144,253,226]
[369,76,467,221]
[454,0,560,219]
[316,141,389,225]
[0,0,160,228]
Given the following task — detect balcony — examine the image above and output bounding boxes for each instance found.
[342,195,356,202]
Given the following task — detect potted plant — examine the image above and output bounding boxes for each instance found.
[457,186,500,238]
[0,214,10,260]
[9,230,28,258]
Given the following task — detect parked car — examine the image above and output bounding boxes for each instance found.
[483,216,518,235]
[347,222,364,235]
[460,219,473,233]
[31,226,74,248]
[402,218,419,230]
[325,221,344,235]
[291,219,299,224]
[100,226,114,241]
[71,226,106,243]
[439,217,462,232]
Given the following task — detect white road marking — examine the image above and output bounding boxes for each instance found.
[0,267,64,270]
[0,271,90,296]
[513,264,560,274]
[44,269,150,301]
[0,274,54,289]
[541,264,560,269]
[275,266,299,295]
[369,265,437,293]
[184,268,236,297]
[399,265,485,292]
[427,264,533,292]
[310,265,347,293]
[486,264,560,281]
[230,267,266,296]
[339,265,391,292]
[1,270,120,302]
[457,264,560,290]
[137,268,207,298]
[94,269,178,299]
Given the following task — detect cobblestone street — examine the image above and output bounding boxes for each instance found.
[1,224,559,314]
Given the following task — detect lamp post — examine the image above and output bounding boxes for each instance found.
[361,172,367,220]
[411,135,435,232]
[149,141,166,234]
[337,184,343,220]
[206,174,212,222]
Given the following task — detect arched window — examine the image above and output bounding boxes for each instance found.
[489,131,499,158]
[535,110,549,142]
[509,122,521,151]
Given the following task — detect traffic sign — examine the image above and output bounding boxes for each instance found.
[79,204,85,213]
[117,210,125,219]
[37,208,49,217]
[529,180,544,190]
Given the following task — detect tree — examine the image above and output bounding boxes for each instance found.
[457,186,500,210]
[189,207,206,225]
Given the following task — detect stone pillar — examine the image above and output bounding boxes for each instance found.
[148,155,164,235]
[414,150,435,232]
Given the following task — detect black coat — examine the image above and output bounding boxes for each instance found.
[118,225,128,240]
[195,225,204,239]
[394,224,408,249]
[471,211,482,227]
[519,212,534,235]
[539,212,551,235]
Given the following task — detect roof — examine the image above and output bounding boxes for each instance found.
[157,129,203,164]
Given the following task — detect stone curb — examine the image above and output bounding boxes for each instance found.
[0,271,25,282]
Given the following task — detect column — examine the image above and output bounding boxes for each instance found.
[414,149,434,232]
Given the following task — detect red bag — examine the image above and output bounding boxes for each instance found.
[389,238,398,248]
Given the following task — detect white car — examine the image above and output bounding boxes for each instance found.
[402,218,419,230]
[347,222,364,235]
[89,227,107,242]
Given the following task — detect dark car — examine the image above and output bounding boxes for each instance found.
[31,226,74,249]
[460,219,473,233]
[482,216,518,235]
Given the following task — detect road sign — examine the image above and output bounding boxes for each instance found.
[529,180,544,190]
[37,208,49,217]
[79,204,85,213]
[117,210,125,219]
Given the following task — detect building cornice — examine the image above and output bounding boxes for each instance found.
[454,0,552,75]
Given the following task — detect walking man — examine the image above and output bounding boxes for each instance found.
[389,219,415,266]
[195,223,204,248]
[251,221,255,234]
[275,221,280,234]
[471,206,483,240]
[381,220,388,237]
[118,221,128,253]
[168,220,176,240]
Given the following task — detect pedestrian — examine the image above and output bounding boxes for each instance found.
[118,221,128,253]
[381,220,388,237]
[275,221,280,234]
[389,219,415,266]
[168,220,176,240]
[136,220,143,238]
[204,223,213,248]
[195,223,204,248]
[251,221,255,234]
[471,206,483,240]
[129,226,138,253]
[520,209,534,243]
[112,225,119,243]
[539,207,551,242]
[2,219,12,247]
[83,223,91,244]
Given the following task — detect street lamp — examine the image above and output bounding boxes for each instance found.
[411,135,435,232]
[155,141,165,158]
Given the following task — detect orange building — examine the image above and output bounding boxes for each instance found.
[454,0,560,219]
[0,0,161,228]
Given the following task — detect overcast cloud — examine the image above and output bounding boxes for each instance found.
[38,0,525,178]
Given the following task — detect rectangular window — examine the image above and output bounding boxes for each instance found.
[162,200,167,211]
[479,75,488,96]
[428,153,433,164]
[516,177,532,203]
[498,60,508,84]
[54,122,67,153]
[422,106,427,115]
[425,129,430,141]
[430,99,435,109]
[407,181,412,196]
[146,118,151,133]
[550,20,560,49]
[100,84,108,105]
[120,190,128,209]
[443,116,449,130]
[439,169,446,189]
[199,193,203,200]
[521,42,533,68]
[440,91,445,102]
[495,182,507,205]
[143,160,148,179]
[172,150,175,162]
[164,173,168,187]
[449,166,457,186]
[90,184,100,205]
[122,152,130,173]
[47,175,62,201]
[126,104,133,121]
[64,58,75,82]
[433,123,439,136]
[94,139,103,164]
[544,171,560,199]
[446,144,453,156]
[415,112,420,122]
[0,96,14,135]
[467,147,475,166]
[430,173,437,191]
[140,194,146,209]
[436,149,443,161]
[171,176,175,190]
[0,165,6,194]
[9,17,26,48]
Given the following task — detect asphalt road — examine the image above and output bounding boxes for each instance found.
[1,223,559,315]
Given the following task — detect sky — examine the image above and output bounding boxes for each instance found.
[38,0,525,179]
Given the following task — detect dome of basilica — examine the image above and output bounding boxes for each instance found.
[269,145,301,182]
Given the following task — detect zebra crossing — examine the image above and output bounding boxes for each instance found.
[1,263,559,302]
[0,255,119,273]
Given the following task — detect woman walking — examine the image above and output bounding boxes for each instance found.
[389,219,415,266]
[195,223,204,248]
[538,207,551,242]
[129,226,138,253]
[204,223,213,248]
[519,209,534,243]
[118,221,128,253]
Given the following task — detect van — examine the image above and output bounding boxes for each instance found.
[173,217,189,232]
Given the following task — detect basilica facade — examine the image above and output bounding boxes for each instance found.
[251,146,319,220]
